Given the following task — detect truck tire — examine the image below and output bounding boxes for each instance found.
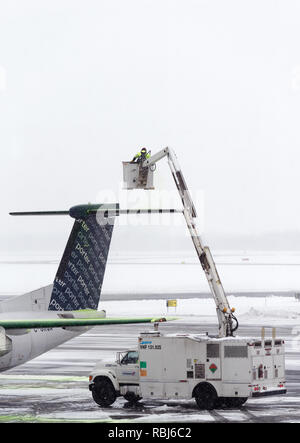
[124,392,142,403]
[194,382,218,410]
[223,397,247,408]
[92,378,116,407]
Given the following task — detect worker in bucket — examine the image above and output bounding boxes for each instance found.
[132,147,151,163]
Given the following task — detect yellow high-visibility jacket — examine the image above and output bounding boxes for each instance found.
[132,151,151,162]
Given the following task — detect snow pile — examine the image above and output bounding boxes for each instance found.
[99,295,300,327]
[243,307,300,320]
[238,296,300,325]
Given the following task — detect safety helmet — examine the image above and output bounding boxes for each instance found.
[141,147,147,153]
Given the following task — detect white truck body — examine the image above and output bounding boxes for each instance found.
[137,331,286,400]
[89,331,286,408]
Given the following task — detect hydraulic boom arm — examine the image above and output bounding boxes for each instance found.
[144,147,238,337]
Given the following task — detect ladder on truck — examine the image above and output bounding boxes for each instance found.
[141,147,238,337]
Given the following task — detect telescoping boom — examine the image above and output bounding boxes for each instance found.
[143,148,238,337]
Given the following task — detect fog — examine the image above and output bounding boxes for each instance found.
[1,0,300,255]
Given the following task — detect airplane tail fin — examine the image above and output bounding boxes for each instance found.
[8,203,180,313]
[48,204,115,311]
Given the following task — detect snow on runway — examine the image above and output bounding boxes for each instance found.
[1,256,300,422]
[0,317,300,423]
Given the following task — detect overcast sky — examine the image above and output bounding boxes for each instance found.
[1,0,300,254]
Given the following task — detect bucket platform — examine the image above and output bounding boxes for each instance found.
[122,162,154,190]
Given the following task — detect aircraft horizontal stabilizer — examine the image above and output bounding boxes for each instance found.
[0,316,177,330]
[9,204,182,218]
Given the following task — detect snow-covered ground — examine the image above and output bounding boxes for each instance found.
[1,320,299,423]
[1,251,300,295]
[0,254,300,423]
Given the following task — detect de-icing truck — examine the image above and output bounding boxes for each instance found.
[89,148,286,409]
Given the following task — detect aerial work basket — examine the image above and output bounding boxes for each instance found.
[122,162,155,190]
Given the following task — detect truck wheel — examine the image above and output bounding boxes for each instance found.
[194,383,218,410]
[92,379,116,407]
[224,397,247,408]
[124,392,142,403]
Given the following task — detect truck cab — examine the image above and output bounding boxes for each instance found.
[89,349,140,407]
